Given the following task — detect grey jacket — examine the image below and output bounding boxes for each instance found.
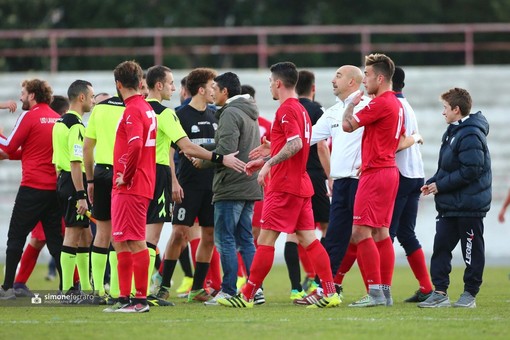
[212,95,263,202]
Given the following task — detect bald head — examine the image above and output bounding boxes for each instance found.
[332,65,363,100]
[341,65,363,85]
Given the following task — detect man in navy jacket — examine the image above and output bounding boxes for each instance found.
[419,87,491,309]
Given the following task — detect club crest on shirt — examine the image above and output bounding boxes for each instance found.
[191,125,200,133]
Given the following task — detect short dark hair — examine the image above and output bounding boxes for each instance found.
[365,53,395,83]
[114,60,143,90]
[67,80,92,101]
[241,84,256,98]
[270,61,298,88]
[186,68,217,96]
[214,72,241,98]
[50,95,70,116]
[21,79,53,104]
[146,65,172,90]
[296,70,315,96]
[392,67,405,92]
[180,76,187,87]
[441,87,472,117]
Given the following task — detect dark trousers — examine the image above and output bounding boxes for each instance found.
[430,216,485,296]
[389,175,424,255]
[324,178,358,275]
[3,186,63,289]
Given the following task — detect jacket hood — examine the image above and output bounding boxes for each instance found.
[216,95,259,121]
[453,111,489,136]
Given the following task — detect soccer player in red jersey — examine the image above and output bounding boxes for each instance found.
[0,79,63,299]
[342,53,420,307]
[103,61,157,313]
[218,61,340,309]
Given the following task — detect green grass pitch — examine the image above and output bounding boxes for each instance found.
[1,264,509,339]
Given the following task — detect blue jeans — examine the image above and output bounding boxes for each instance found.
[214,200,256,296]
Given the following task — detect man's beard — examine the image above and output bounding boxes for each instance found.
[21,100,30,111]
[116,89,124,102]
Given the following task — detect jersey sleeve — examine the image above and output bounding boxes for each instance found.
[353,98,381,128]
[0,112,29,154]
[280,107,302,141]
[310,111,332,145]
[160,108,187,143]
[68,124,85,163]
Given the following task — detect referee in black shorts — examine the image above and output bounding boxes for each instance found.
[53,80,95,296]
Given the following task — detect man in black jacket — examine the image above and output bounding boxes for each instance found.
[419,87,491,309]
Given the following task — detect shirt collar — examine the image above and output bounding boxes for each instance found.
[342,90,361,108]
[452,114,471,125]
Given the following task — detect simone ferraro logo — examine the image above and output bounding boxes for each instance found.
[30,292,94,305]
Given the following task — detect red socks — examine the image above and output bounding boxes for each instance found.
[190,238,200,267]
[298,243,316,280]
[117,251,133,298]
[15,244,41,284]
[333,242,357,285]
[237,252,247,277]
[407,248,433,293]
[132,249,149,298]
[356,238,381,288]
[242,245,274,300]
[205,247,221,291]
[305,239,335,296]
[117,249,149,299]
[376,237,395,287]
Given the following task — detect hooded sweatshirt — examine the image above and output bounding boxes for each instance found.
[212,95,263,202]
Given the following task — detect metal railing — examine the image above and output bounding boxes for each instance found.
[1,23,510,72]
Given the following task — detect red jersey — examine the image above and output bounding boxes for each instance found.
[113,95,157,199]
[266,98,313,198]
[353,91,405,171]
[258,116,272,142]
[0,103,60,190]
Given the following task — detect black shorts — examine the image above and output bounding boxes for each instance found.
[92,164,113,221]
[57,171,90,228]
[308,169,330,223]
[147,164,173,224]
[172,188,214,227]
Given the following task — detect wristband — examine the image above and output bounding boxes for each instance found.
[211,152,224,164]
[86,179,94,184]
[76,190,87,200]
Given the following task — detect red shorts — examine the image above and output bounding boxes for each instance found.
[31,220,65,241]
[353,167,399,228]
[261,191,314,234]
[111,192,150,242]
[252,200,264,227]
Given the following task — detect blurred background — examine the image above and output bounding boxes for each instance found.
[1,0,509,264]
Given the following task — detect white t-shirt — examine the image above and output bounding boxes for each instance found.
[395,95,425,178]
[311,91,366,179]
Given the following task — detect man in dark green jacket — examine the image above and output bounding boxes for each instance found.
[196,72,262,304]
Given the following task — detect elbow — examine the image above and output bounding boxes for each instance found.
[342,122,352,132]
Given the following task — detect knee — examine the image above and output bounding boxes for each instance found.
[171,228,187,245]
[6,238,26,252]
